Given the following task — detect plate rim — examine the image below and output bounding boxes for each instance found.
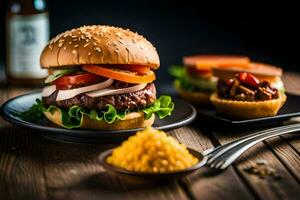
[0,91,197,136]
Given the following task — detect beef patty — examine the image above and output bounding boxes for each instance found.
[42,83,156,111]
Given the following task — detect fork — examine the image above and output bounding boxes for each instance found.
[202,123,300,170]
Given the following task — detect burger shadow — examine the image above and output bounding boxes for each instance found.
[0,124,118,164]
[65,172,179,193]
[0,125,45,157]
[75,167,228,192]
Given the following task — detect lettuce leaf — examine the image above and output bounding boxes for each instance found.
[169,65,216,93]
[168,65,186,78]
[44,69,78,83]
[15,96,174,129]
[142,96,174,119]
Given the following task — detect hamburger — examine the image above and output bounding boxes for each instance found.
[39,25,174,130]
[169,55,250,104]
[210,63,287,119]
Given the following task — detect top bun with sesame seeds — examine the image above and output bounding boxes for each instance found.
[40,25,160,69]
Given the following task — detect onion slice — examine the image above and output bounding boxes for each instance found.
[42,85,57,97]
[56,79,113,101]
[86,83,147,97]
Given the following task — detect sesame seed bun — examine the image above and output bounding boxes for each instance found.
[43,110,155,130]
[212,62,282,83]
[210,93,287,119]
[40,25,160,69]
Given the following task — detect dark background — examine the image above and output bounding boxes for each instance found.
[1,0,299,82]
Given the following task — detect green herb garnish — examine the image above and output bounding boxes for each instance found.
[15,99,44,122]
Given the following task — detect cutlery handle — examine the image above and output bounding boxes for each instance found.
[220,125,300,169]
[203,123,300,158]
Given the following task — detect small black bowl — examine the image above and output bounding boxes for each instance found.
[98,148,206,182]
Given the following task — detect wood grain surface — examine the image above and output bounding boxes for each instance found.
[0,72,300,200]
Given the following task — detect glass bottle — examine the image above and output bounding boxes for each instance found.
[6,0,49,86]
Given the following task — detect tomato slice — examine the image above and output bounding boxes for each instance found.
[237,72,260,88]
[183,55,250,69]
[186,67,211,77]
[115,65,150,75]
[54,72,103,86]
[83,65,156,84]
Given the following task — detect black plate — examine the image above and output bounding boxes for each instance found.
[98,148,206,182]
[0,92,196,143]
[197,93,300,129]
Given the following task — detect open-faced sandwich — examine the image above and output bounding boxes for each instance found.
[169,55,250,105]
[211,63,287,118]
[23,25,174,130]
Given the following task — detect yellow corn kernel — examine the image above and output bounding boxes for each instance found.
[106,126,199,173]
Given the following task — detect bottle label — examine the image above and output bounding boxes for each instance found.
[7,13,49,79]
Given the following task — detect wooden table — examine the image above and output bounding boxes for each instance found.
[1,72,300,200]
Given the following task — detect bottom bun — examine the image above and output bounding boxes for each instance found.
[210,93,287,119]
[175,84,210,105]
[43,110,155,130]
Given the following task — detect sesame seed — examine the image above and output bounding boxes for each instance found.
[72,35,77,38]
[88,52,91,56]
[118,39,124,44]
[116,32,122,37]
[113,41,117,46]
[72,50,77,54]
[74,44,79,48]
[63,46,67,50]
[83,43,89,48]
[85,39,89,42]
[58,42,63,47]
[69,41,72,44]
[94,38,101,42]
[125,47,130,63]
[95,47,102,52]
[93,42,97,46]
